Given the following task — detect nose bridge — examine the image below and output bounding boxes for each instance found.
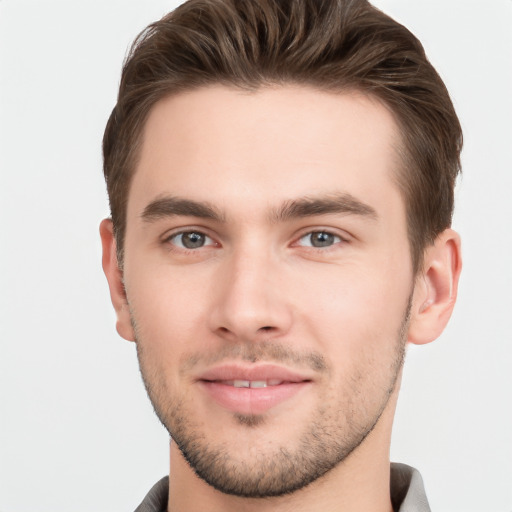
[210,244,291,340]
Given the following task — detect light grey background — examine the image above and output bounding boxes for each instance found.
[1,1,511,510]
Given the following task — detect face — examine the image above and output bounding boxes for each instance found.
[120,86,415,497]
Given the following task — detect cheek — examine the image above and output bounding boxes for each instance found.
[125,263,211,357]
[291,261,410,359]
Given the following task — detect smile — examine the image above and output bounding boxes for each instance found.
[197,364,313,415]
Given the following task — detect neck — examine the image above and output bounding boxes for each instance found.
[167,387,399,512]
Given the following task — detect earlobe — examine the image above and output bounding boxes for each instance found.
[408,229,462,345]
[99,219,136,342]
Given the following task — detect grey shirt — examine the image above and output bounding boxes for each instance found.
[134,462,431,512]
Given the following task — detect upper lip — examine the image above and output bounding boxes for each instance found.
[196,363,313,383]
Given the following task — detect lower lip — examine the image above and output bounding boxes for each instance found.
[199,381,310,415]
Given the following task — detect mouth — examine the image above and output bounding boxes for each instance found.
[196,364,313,415]
[214,379,288,388]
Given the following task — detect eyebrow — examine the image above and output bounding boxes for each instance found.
[270,193,378,223]
[140,192,377,224]
[141,196,225,223]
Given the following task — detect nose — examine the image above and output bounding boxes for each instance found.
[208,249,293,343]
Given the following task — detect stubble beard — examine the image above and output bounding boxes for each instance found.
[133,299,410,498]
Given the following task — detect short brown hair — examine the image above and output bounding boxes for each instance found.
[103,0,462,272]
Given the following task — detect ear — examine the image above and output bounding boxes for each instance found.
[408,229,462,345]
[99,219,136,342]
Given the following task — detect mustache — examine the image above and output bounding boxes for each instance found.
[177,340,329,375]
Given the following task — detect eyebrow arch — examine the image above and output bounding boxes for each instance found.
[141,196,225,223]
[270,193,378,223]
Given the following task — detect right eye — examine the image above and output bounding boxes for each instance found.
[167,231,215,250]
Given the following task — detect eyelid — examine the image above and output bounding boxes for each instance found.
[292,227,351,245]
[161,225,215,241]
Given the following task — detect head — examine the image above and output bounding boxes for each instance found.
[101,0,462,501]
[103,0,462,274]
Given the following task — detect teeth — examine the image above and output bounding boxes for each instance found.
[233,380,250,388]
[230,380,283,388]
[249,380,267,388]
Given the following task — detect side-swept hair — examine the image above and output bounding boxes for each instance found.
[103,0,462,272]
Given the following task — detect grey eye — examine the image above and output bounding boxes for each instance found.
[171,231,211,249]
[298,231,341,248]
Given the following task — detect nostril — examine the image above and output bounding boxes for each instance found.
[260,326,273,331]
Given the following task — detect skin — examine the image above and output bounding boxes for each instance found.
[101,85,461,512]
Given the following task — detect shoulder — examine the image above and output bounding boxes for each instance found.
[390,463,431,512]
[133,476,169,512]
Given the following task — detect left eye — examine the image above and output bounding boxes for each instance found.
[297,231,342,248]
[168,231,214,249]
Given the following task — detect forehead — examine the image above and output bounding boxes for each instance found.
[128,85,403,221]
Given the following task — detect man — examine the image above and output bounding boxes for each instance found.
[100,0,462,510]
